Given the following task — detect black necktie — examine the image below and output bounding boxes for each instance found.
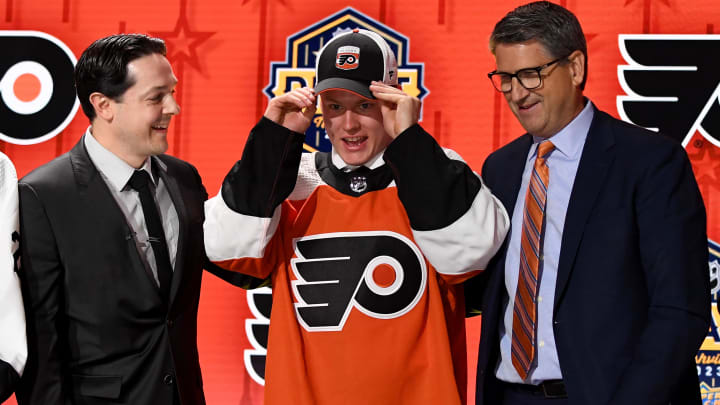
[128,170,173,301]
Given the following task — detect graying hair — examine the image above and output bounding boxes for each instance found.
[490,1,588,90]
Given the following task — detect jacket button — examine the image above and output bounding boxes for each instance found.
[163,373,175,385]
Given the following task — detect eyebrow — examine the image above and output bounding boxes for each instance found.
[141,80,178,98]
[143,77,178,97]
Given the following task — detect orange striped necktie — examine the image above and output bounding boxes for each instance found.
[511,140,555,380]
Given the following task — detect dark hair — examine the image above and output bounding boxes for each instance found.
[74,34,167,121]
[490,1,588,90]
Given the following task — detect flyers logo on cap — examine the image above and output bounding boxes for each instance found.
[0,31,78,145]
[336,46,360,70]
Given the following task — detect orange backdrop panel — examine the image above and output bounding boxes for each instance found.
[2,0,720,404]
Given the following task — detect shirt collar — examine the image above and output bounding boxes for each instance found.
[330,148,386,172]
[83,127,157,191]
[529,99,595,162]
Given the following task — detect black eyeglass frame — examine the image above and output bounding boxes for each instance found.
[487,56,568,93]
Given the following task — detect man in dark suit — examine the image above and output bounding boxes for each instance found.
[16,34,258,405]
[466,2,710,404]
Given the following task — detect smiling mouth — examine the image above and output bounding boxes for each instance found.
[518,101,540,111]
[342,136,368,147]
[151,124,169,131]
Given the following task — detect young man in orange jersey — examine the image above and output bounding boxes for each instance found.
[204,29,508,404]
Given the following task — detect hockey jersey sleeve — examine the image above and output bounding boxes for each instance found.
[0,152,26,402]
[204,117,305,278]
[383,124,509,283]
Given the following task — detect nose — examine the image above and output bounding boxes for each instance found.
[164,94,181,115]
[341,109,360,132]
[508,77,530,103]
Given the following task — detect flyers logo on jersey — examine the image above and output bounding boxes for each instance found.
[264,7,427,153]
[336,46,359,70]
[617,35,720,148]
[290,231,427,332]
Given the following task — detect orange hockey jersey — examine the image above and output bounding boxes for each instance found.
[205,118,508,405]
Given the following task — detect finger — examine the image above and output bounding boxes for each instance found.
[294,87,316,101]
[289,89,316,107]
[286,92,315,109]
[302,103,317,121]
[371,90,406,105]
[370,81,404,94]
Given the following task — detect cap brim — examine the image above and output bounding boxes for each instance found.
[314,78,374,99]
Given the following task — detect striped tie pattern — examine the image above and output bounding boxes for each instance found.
[511,140,555,380]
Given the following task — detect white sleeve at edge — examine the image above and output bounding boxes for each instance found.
[0,153,26,376]
[204,192,281,262]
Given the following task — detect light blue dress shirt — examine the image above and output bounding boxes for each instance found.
[496,101,595,384]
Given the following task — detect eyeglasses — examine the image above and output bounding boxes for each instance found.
[487,57,566,93]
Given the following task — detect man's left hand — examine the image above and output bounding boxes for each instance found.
[370,81,420,138]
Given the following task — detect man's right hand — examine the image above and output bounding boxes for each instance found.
[264,87,316,134]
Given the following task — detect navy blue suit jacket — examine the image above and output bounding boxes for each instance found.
[466,108,710,405]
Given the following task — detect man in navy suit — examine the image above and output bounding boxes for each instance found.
[466,2,710,404]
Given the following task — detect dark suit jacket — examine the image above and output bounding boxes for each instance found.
[466,108,710,405]
[0,360,19,402]
[15,137,255,404]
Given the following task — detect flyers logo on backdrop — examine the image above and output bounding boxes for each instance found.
[617,35,720,399]
[0,31,78,145]
[617,35,720,148]
[697,239,720,401]
[291,232,427,332]
[264,7,427,152]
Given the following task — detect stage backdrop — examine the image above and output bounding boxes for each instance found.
[2,0,720,403]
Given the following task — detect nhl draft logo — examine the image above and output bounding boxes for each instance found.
[698,239,720,399]
[617,34,720,147]
[291,231,427,332]
[0,31,78,145]
[264,7,428,153]
[336,46,360,70]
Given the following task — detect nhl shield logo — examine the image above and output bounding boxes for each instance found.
[264,7,428,153]
[349,175,367,193]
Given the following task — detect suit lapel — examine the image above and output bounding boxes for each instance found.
[69,138,165,301]
[553,111,616,311]
[156,159,188,307]
[496,135,533,218]
[487,135,532,304]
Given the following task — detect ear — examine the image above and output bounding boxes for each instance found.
[88,92,114,122]
[566,50,585,88]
